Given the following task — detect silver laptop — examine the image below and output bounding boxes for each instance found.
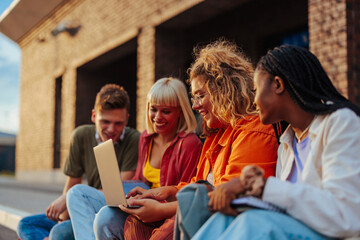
[93,139,139,208]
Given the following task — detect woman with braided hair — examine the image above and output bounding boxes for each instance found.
[189,45,360,240]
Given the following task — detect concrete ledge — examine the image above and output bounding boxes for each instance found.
[16,170,67,185]
[0,204,29,232]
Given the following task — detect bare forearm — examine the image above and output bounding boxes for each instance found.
[161,201,178,219]
[62,176,82,194]
[142,201,178,222]
[120,171,135,180]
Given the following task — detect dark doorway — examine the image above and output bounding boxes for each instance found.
[155,0,307,139]
[53,76,62,169]
[155,0,308,80]
[76,38,138,129]
[0,132,16,173]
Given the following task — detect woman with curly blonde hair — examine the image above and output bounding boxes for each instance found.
[116,39,279,240]
[188,39,257,136]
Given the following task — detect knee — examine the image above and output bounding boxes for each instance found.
[94,206,128,237]
[17,216,31,234]
[66,184,89,202]
[67,184,90,196]
[177,183,210,206]
[17,214,55,239]
[94,206,114,231]
[94,207,111,238]
[17,215,41,232]
[18,216,30,229]
[49,221,74,240]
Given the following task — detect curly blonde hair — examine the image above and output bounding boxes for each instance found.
[188,39,256,135]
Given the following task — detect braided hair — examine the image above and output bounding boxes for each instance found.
[256,45,360,116]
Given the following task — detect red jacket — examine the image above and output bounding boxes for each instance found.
[133,131,203,187]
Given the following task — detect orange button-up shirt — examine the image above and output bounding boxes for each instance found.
[177,116,278,189]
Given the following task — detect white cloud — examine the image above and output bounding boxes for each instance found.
[0,107,19,134]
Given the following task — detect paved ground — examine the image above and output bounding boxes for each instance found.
[0,182,61,214]
[0,175,63,239]
[0,225,18,240]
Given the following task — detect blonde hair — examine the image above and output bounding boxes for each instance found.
[146,77,197,134]
[188,39,256,135]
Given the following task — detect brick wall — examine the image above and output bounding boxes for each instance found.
[15,0,203,174]
[309,0,353,99]
[309,0,360,104]
[137,26,156,131]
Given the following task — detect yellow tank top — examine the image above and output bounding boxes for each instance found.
[143,138,161,188]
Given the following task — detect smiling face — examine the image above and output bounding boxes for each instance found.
[254,70,282,125]
[190,75,226,129]
[148,104,182,135]
[91,108,129,143]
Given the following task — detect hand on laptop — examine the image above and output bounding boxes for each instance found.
[135,186,178,202]
[126,186,147,198]
[119,198,176,223]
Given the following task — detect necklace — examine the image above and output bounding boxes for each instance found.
[294,124,311,142]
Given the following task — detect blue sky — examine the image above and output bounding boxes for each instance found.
[0,0,21,134]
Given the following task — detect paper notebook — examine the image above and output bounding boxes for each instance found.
[231,196,285,213]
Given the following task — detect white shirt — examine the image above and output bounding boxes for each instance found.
[263,108,360,238]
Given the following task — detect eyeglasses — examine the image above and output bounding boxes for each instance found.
[190,93,208,105]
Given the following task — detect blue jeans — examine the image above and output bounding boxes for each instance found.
[66,185,106,240]
[93,206,129,240]
[174,184,211,240]
[17,213,74,240]
[192,210,337,240]
[67,182,149,240]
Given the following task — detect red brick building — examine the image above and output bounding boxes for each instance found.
[0,0,358,182]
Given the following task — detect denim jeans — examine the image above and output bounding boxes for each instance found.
[192,210,337,240]
[67,182,150,240]
[17,213,74,240]
[174,184,211,240]
[66,184,106,240]
[93,206,129,240]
